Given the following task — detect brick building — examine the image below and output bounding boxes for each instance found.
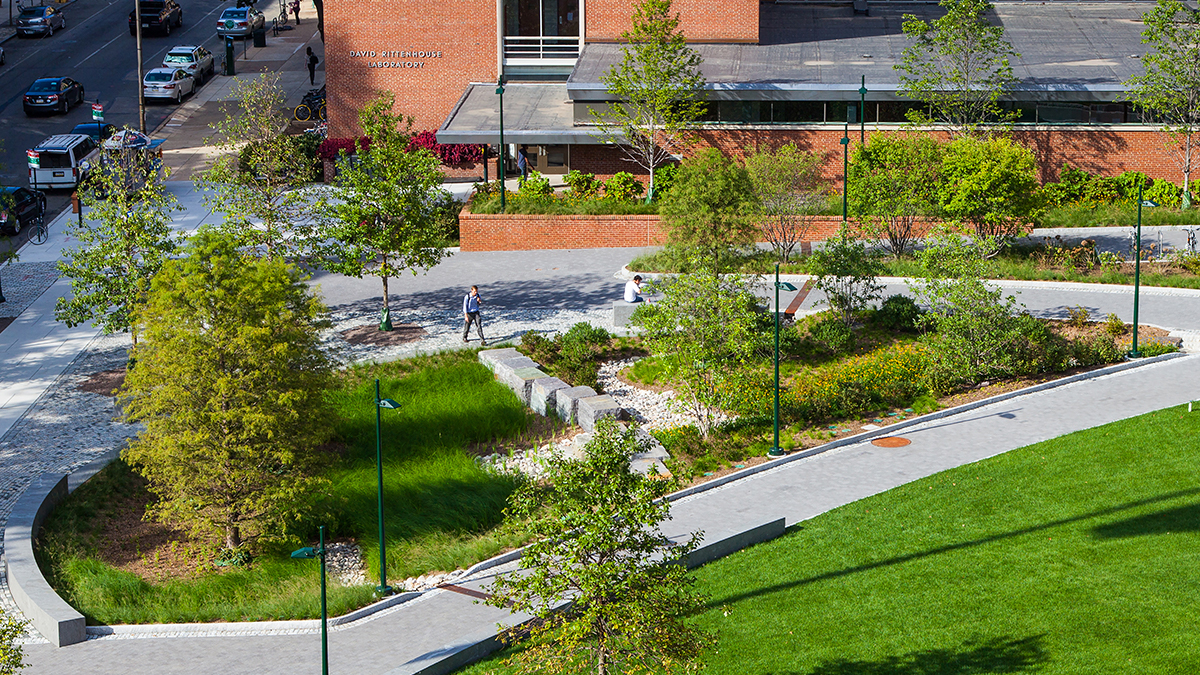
[325,0,1186,185]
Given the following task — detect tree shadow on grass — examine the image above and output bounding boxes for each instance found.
[710,488,1200,609]
[777,635,1049,675]
[1092,502,1200,539]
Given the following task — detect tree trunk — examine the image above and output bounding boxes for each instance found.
[381,254,390,309]
[226,524,241,549]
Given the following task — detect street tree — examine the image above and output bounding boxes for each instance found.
[0,609,26,675]
[659,148,758,268]
[745,143,826,262]
[631,264,762,436]
[120,230,335,551]
[487,418,714,675]
[847,133,943,259]
[897,0,1019,137]
[938,136,1040,246]
[808,227,885,327]
[197,73,316,261]
[317,93,451,329]
[592,0,706,198]
[1124,0,1200,208]
[56,132,182,348]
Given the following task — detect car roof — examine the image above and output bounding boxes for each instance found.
[33,134,92,151]
[0,186,23,195]
[30,77,64,85]
[167,45,200,52]
[71,123,113,131]
[145,67,183,75]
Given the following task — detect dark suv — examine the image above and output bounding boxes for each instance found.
[129,0,183,36]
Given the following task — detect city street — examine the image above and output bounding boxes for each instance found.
[0,0,280,252]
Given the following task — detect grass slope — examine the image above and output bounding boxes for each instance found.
[462,405,1200,674]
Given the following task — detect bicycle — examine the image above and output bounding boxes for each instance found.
[30,216,48,245]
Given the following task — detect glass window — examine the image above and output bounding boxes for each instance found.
[718,101,762,123]
[38,152,73,169]
[146,72,173,82]
[28,80,57,92]
[1036,102,1090,123]
[770,101,824,123]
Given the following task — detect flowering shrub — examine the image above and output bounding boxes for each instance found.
[318,137,368,160]
[407,131,486,165]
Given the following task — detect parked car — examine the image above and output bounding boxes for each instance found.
[28,134,100,190]
[16,6,66,37]
[23,77,85,116]
[0,187,47,236]
[143,68,195,103]
[70,123,118,143]
[82,131,167,199]
[163,45,215,84]
[129,0,183,36]
[216,6,264,38]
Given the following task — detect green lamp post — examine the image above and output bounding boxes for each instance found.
[374,379,401,596]
[840,122,850,223]
[858,76,867,144]
[1129,184,1158,358]
[291,525,329,675]
[769,262,798,458]
[496,76,507,213]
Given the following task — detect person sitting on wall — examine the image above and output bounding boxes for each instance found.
[624,275,645,303]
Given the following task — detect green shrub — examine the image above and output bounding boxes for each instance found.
[519,171,553,196]
[873,295,922,332]
[1144,178,1183,208]
[1083,176,1123,205]
[1129,338,1180,357]
[1070,335,1123,367]
[604,172,645,201]
[810,316,855,353]
[519,323,611,391]
[1039,164,1093,208]
[651,163,679,201]
[564,170,601,198]
[1114,171,1152,199]
[1103,313,1126,337]
[627,357,667,386]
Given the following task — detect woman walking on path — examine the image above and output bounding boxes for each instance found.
[463,285,487,345]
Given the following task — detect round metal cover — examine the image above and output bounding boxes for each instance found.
[871,436,911,448]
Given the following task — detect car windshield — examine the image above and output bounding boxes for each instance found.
[28,81,57,92]
[19,8,46,17]
[165,53,194,63]
[222,9,247,18]
[146,72,174,82]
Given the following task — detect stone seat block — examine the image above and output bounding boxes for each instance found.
[478,348,523,372]
[491,355,539,384]
[530,377,570,416]
[503,367,549,405]
[555,386,597,424]
[576,394,624,432]
[613,300,642,329]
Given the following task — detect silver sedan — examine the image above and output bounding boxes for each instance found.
[142,68,195,103]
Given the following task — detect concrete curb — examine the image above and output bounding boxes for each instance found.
[665,350,1191,505]
[3,474,86,647]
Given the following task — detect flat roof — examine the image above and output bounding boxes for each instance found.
[568,2,1159,101]
[437,83,620,144]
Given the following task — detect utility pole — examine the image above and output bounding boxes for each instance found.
[134,0,146,133]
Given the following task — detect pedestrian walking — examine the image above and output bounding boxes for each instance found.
[306,47,319,86]
[463,285,487,345]
[516,145,530,184]
[291,0,301,24]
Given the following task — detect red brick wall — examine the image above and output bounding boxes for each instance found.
[325,0,497,138]
[572,126,1192,187]
[587,0,758,42]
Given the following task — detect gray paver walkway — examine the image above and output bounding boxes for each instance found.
[21,352,1200,673]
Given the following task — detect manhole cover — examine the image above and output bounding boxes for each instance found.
[871,436,911,448]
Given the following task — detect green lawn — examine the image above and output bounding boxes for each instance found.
[462,405,1200,674]
[38,350,532,624]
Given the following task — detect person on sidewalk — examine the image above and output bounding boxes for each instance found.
[624,275,645,303]
[463,285,487,345]
[516,146,530,184]
[291,0,301,24]
[306,47,320,86]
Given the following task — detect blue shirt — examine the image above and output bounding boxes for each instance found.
[464,292,481,313]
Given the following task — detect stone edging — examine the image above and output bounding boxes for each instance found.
[3,474,86,647]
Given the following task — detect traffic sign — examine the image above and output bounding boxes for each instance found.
[91,103,104,121]
[27,150,39,169]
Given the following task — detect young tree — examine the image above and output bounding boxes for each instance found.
[938,136,1040,246]
[317,93,451,329]
[487,418,714,675]
[847,133,943,259]
[913,229,1027,390]
[897,0,1019,137]
[0,609,26,675]
[631,265,762,436]
[592,0,706,198]
[1125,0,1200,209]
[658,148,758,268]
[197,73,316,261]
[56,132,182,348]
[120,230,335,551]
[808,228,885,327]
[745,143,827,262]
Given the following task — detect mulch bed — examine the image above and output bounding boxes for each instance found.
[77,369,127,397]
[340,323,428,347]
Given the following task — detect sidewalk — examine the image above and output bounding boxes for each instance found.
[17,351,1200,674]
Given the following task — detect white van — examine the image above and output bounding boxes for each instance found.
[28,134,101,190]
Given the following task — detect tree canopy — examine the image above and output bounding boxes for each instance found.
[848,133,943,258]
[658,148,758,266]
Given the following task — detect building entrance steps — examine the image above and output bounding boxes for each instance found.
[22,352,1200,673]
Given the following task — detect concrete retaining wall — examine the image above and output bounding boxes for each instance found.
[3,473,87,647]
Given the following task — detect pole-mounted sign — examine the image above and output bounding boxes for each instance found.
[27,150,39,169]
[92,103,104,121]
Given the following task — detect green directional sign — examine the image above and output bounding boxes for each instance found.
[776,281,798,291]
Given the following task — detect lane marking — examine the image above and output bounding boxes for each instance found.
[77,33,123,67]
